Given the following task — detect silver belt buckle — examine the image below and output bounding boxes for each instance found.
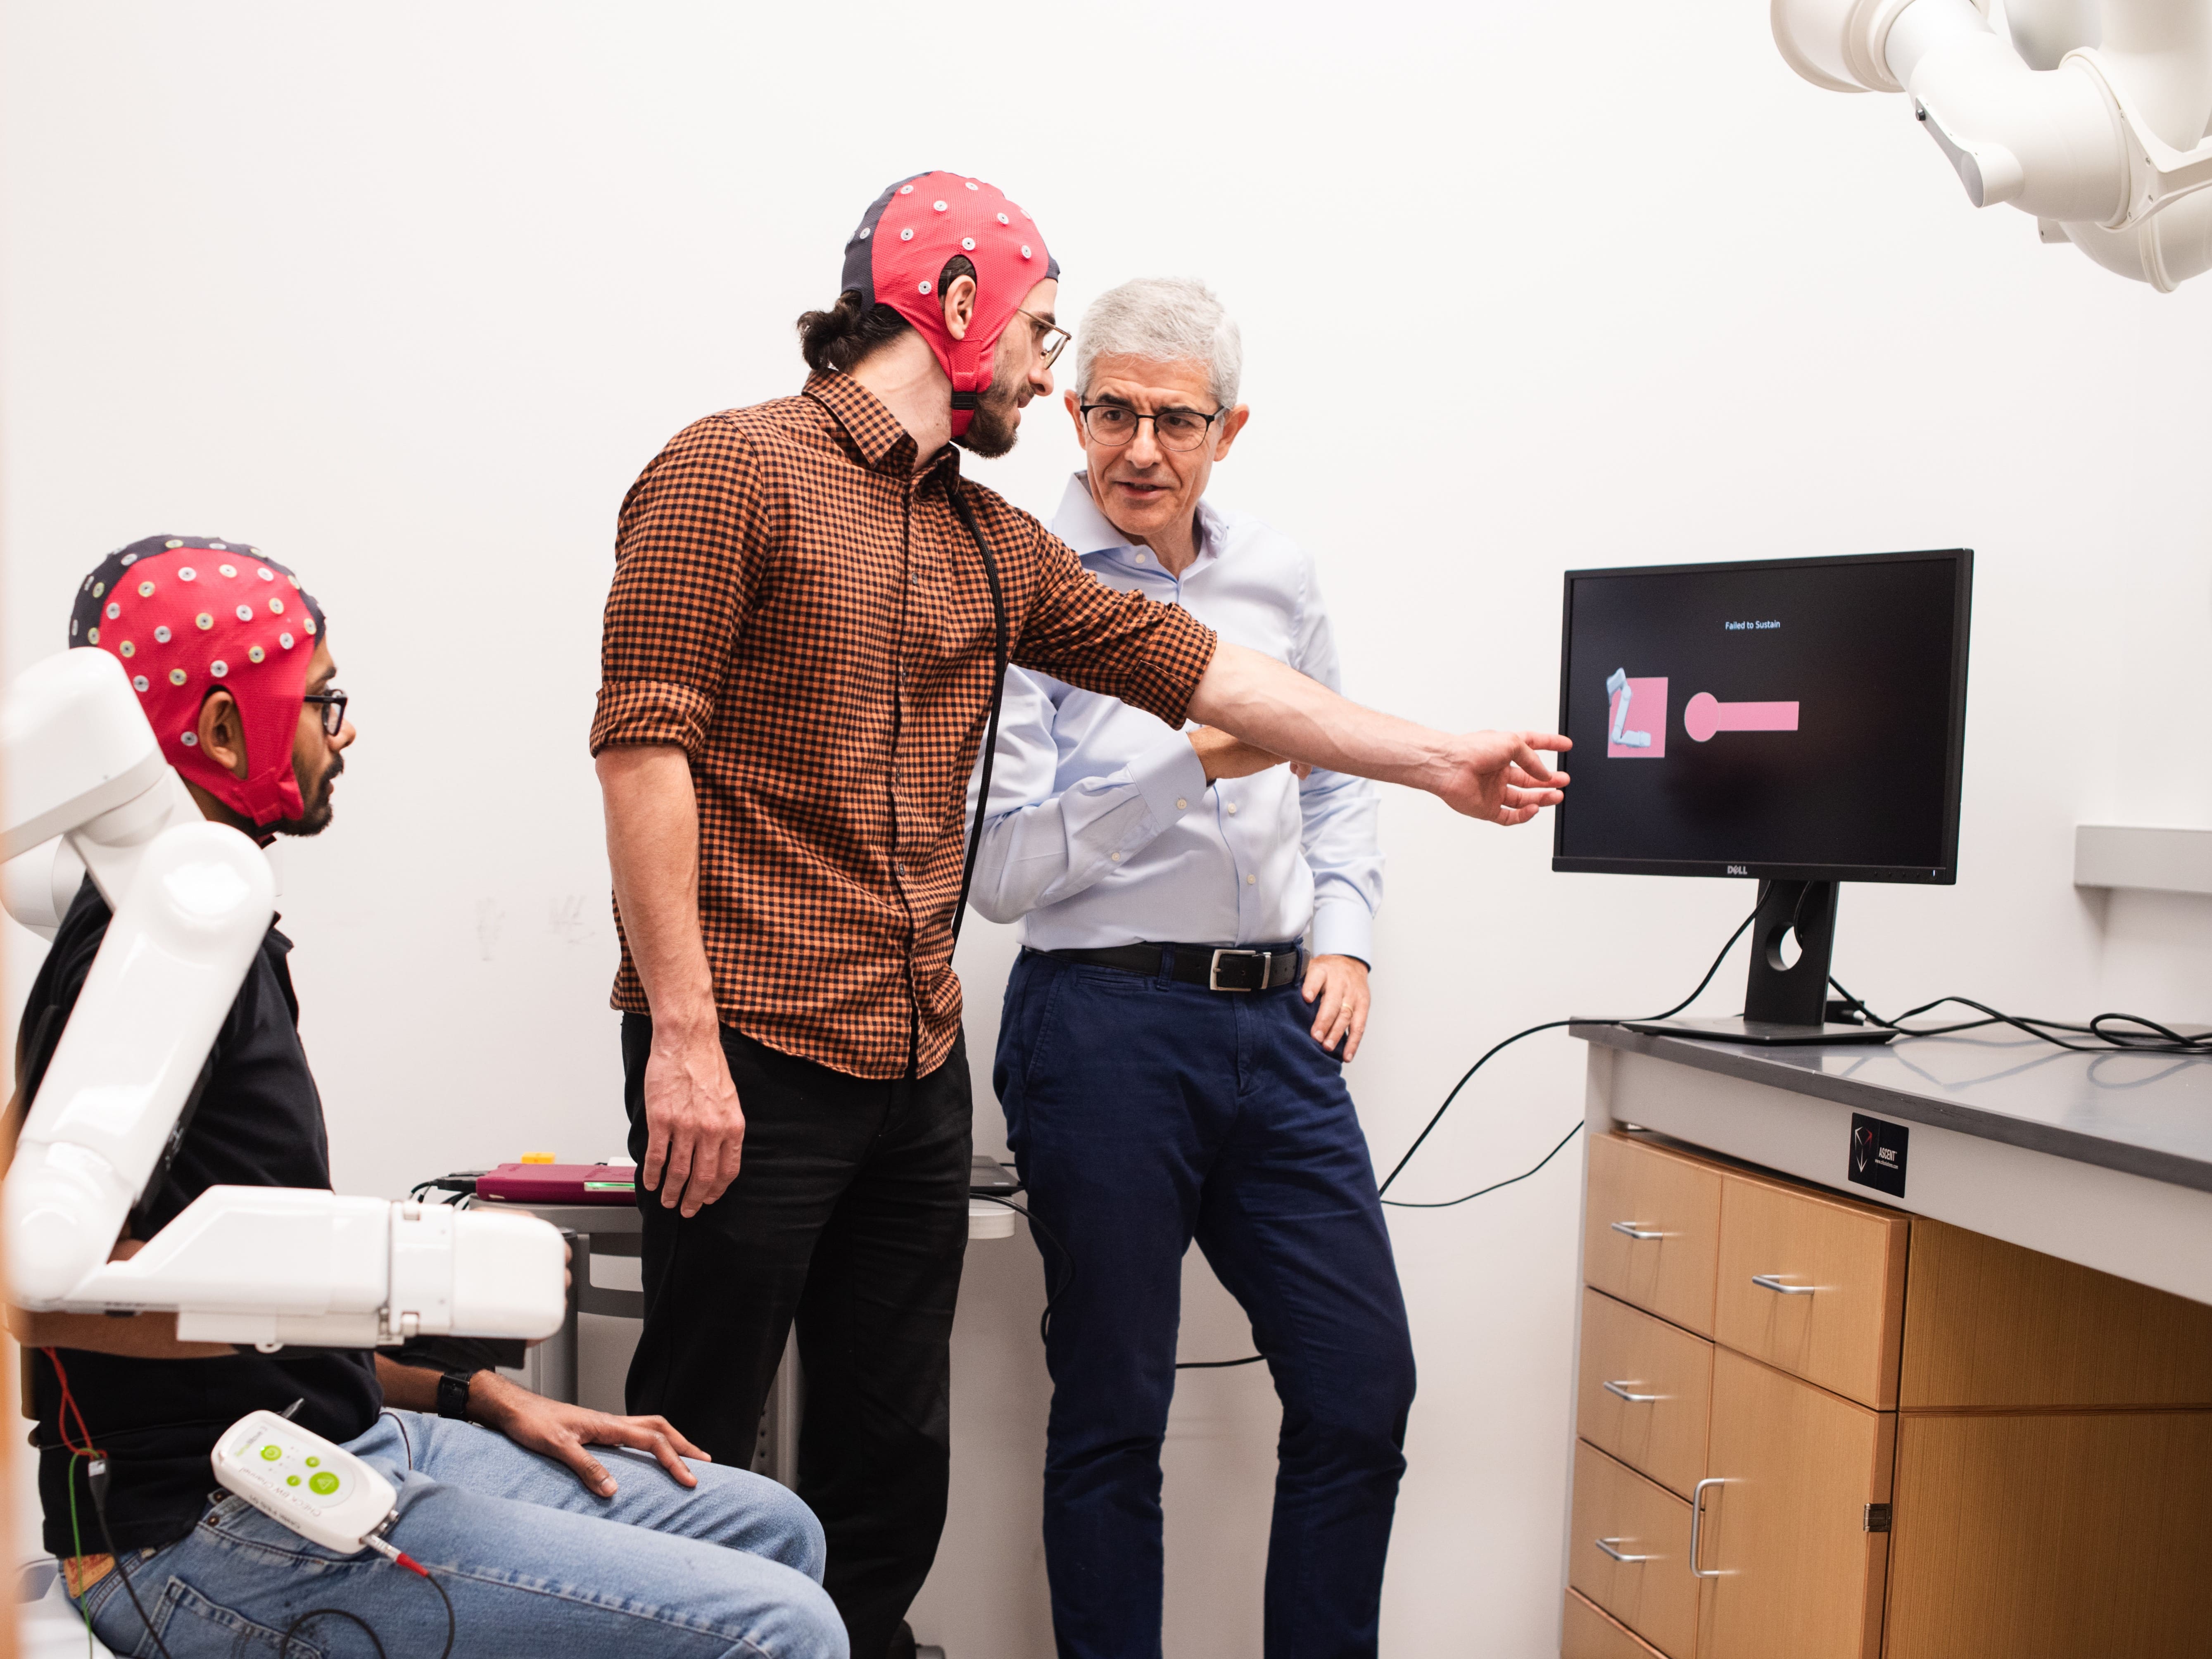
[1209,948,1264,992]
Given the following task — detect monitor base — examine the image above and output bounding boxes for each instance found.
[1623,1016,1895,1047]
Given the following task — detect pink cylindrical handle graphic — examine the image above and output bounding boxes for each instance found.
[1684,692,1799,742]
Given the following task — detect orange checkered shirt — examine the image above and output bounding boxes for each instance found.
[591,372,1219,1079]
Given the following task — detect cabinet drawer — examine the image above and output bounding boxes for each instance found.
[1584,1134,1722,1337]
[1697,1349,1893,1659]
[1568,1440,1700,1659]
[1713,1172,1907,1409]
[1564,1588,1670,1659]
[1577,1287,1714,1499]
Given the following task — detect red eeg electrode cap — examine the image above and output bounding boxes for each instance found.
[841,171,1059,435]
[68,535,329,827]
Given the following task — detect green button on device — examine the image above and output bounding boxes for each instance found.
[260,1445,282,1461]
[308,1471,341,1496]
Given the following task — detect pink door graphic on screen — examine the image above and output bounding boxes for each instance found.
[1605,669,1666,758]
[1683,692,1800,742]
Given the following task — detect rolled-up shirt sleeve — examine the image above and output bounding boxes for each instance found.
[1011,529,1217,729]
[590,417,766,758]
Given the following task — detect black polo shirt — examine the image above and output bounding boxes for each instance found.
[18,878,381,1555]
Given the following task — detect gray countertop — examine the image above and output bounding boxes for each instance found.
[1572,1023,2212,1194]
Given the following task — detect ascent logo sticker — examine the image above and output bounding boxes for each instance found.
[1848,1113,1909,1198]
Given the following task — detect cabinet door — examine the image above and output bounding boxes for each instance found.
[1713,1172,1907,1409]
[1883,1411,2212,1657]
[1577,1287,1715,1499]
[1585,1133,1723,1337]
[1697,1349,1893,1659]
[1569,1440,1701,1658]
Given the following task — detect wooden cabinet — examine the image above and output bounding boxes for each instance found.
[1584,1133,1723,1337]
[1696,1349,1892,1659]
[1563,1131,2212,1659]
[1568,1440,1701,1658]
[1576,1288,1714,1500]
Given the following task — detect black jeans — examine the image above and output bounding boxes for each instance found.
[621,1015,973,1659]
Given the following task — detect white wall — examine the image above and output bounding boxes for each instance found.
[5,2,2209,1655]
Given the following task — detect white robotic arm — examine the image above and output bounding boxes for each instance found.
[1774,0,2212,289]
[2,649,563,1349]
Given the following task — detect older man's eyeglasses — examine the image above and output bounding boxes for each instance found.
[1018,310,1071,368]
[1078,402,1223,452]
[300,689,349,737]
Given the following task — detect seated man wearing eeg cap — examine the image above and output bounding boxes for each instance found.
[10,536,847,1659]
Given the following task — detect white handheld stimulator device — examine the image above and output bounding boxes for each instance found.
[211,1410,400,1554]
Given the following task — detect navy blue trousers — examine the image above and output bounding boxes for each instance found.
[994,949,1417,1659]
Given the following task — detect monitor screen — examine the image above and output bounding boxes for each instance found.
[1552,549,1971,883]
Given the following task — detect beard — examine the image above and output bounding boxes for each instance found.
[271,749,343,837]
[954,360,1024,459]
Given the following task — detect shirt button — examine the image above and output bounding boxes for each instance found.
[1175,798,1188,810]
[1110,851,1122,863]
[1247,874,1257,885]
[1227,803,1239,815]
[1134,551,1148,562]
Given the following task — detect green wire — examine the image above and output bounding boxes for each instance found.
[66,1451,96,1658]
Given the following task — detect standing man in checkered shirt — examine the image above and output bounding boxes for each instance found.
[591,170,1570,1659]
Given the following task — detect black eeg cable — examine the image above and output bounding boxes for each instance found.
[949,486,1009,948]
[83,1459,178,1659]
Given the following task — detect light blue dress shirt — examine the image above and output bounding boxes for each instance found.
[964,473,1382,961]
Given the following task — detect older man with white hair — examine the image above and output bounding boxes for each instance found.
[968,277,1415,1659]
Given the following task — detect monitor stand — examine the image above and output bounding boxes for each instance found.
[1625,879,1895,1047]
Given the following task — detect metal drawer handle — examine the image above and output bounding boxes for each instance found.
[1611,1221,1666,1241]
[1689,1477,1730,1578]
[1603,1379,1664,1403]
[1594,1536,1657,1564]
[1751,1273,1818,1295]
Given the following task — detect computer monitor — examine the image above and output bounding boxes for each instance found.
[1553,549,1972,1043]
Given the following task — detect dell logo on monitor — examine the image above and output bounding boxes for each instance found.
[1727,865,1749,875]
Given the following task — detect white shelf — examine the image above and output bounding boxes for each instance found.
[2074,825,2212,897]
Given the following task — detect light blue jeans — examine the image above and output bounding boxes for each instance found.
[76,1410,846,1659]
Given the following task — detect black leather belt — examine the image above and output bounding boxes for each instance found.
[1041,941,1303,992]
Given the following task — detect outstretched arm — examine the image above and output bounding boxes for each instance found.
[1184,642,1570,825]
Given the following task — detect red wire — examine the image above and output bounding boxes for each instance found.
[40,1348,102,1459]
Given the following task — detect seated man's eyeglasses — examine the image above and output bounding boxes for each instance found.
[301,689,348,737]
[1078,402,1224,451]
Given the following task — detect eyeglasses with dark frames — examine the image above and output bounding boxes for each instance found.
[1018,309,1071,369]
[300,689,349,737]
[1077,402,1225,452]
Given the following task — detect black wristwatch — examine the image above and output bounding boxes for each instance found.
[436,1368,481,1421]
